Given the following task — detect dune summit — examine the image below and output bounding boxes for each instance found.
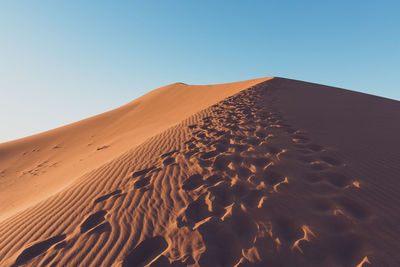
[0,77,399,266]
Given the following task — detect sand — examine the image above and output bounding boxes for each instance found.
[0,77,399,266]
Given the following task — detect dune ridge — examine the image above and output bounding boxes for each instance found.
[1,77,400,266]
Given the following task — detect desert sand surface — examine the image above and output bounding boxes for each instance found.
[0,77,399,266]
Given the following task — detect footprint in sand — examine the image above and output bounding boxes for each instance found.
[93,190,123,204]
[263,168,286,187]
[207,182,235,207]
[134,177,151,188]
[12,235,66,267]
[321,171,352,188]
[306,143,325,152]
[80,210,110,234]
[320,155,343,166]
[334,196,371,221]
[242,189,265,208]
[131,166,157,178]
[160,150,179,158]
[203,174,224,185]
[199,150,219,160]
[271,216,304,247]
[179,196,211,227]
[162,157,175,166]
[122,236,168,267]
[182,174,204,191]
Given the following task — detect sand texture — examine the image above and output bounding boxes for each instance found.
[0,77,399,266]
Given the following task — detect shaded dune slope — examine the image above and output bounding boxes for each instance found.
[1,78,400,266]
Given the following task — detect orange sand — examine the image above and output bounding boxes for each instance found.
[0,77,399,266]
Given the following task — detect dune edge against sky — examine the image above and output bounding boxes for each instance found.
[0,77,399,266]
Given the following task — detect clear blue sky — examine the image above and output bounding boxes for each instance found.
[1,1,399,142]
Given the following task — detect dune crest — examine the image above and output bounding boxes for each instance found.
[1,77,400,266]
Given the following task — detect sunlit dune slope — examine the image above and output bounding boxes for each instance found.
[0,77,271,220]
[1,77,400,266]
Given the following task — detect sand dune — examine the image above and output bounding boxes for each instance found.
[1,77,399,266]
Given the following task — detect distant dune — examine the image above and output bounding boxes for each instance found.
[0,77,399,266]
